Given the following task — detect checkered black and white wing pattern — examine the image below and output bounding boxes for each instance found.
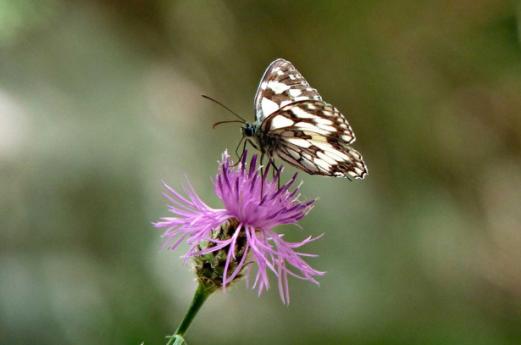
[261,100,367,179]
[254,58,322,122]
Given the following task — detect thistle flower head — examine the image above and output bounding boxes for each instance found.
[216,151,314,229]
[154,151,324,304]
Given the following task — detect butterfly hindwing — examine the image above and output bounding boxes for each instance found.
[278,140,367,179]
[254,58,322,122]
[260,101,367,179]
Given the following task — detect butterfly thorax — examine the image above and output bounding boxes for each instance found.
[243,121,278,155]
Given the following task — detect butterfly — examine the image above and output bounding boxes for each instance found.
[207,58,367,180]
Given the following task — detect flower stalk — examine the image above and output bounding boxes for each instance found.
[166,282,215,345]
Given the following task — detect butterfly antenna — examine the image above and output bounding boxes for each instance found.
[202,95,247,123]
[212,120,245,128]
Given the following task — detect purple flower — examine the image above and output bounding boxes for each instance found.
[154,151,324,304]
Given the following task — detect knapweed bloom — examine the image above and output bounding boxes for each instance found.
[154,151,324,304]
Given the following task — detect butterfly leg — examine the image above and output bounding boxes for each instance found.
[246,139,259,152]
[265,157,280,187]
[235,136,246,160]
[257,151,278,197]
[259,152,266,199]
[231,136,246,167]
[231,137,258,167]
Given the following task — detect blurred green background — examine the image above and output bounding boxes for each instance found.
[1,1,521,344]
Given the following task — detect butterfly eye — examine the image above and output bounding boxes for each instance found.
[243,126,254,137]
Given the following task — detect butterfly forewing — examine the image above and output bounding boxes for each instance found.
[254,58,322,122]
[278,141,367,179]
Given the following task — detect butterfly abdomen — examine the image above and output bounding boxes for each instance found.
[256,129,281,155]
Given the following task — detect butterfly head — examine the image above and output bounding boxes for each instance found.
[242,122,257,137]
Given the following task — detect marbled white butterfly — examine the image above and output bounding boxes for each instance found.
[207,58,367,180]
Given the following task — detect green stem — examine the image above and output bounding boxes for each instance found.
[166,283,214,345]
